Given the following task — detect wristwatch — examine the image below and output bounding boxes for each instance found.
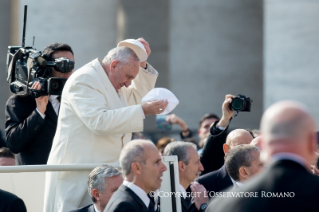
[199,203,208,212]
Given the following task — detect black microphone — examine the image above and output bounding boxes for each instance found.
[36,56,47,67]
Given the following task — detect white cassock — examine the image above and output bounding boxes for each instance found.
[43,58,158,212]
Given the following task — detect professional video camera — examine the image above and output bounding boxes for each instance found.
[6,6,74,98]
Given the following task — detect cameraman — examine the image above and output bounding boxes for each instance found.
[5,43,74,165]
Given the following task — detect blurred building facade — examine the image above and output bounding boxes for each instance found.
[0,0,318,137]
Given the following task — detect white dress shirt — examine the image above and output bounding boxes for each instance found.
[123,180,150,208]
[179,184,187,199]
[230,175,243,187]
[229,176,236,185]
[235,181,244,187]
[93,204,100,212]
[49,95,60,115]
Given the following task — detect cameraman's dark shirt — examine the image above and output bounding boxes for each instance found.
[5,95,57,165]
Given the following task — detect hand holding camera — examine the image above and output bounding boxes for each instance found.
[31,81,49,114]
[218,94,252,128]
[219,94,236,128]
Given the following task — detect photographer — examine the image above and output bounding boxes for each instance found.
[5,43,74,165]
[200,94,254,175]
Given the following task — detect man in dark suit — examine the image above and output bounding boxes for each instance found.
[198,129,253,193]
[105,140,167,212]
[163,141,204,212]
[5,43,74,165]
[225,144,263,187]
[0,189,27,212]
[69,165,123,212]
[207,101,319,212]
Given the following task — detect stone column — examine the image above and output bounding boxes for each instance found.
[264,0,319,125]
[0,0,13,130]
[169,0,264,130]
[118,0,170,131]
[17,0,118,69]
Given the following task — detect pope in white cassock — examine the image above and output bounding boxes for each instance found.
[43,38,168,212]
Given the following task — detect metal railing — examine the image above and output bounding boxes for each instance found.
[0,163,120,173]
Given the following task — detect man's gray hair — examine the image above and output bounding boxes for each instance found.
[88,165,122,203]
[103,46,139,65]
[225,144,259,181]
[163,141,197,165]
[120,140,154,176]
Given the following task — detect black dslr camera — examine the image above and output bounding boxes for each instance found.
[229,94,252,112]
[6,5,74,98]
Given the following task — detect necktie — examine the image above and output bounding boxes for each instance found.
[148,200,155,212]
[57,96,61,114]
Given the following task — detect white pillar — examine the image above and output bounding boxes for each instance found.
[264,0,319,125]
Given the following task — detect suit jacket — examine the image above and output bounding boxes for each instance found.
[5,94,58,165]
[207,159,319,212]
[105,185,150,212]
[198,164,233,195]
[69,204,95,212]
[181,196,191,212]
[44,59,157,212]
[200,121,229,175]
[0,130,7,148]
[0,189,27,212]
[186,166,233,212]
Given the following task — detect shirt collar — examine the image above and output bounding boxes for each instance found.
[49,95,59,101]
[235,181,244,187]
[179,184,187,198]
[123,180,150,208]
[93,204,100,212]
[230,176,245,187]
[229,176,236,185]
[271,152,308,168]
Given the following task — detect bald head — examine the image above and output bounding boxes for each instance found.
[260,101,317,165]
[261,101,315,142]
[226,129,254,147]
[251,136,262,149]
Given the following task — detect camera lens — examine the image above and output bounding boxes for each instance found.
[51,80,60,91]
[231,98,245,111]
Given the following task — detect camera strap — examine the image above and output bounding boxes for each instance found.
[234,111,239,117]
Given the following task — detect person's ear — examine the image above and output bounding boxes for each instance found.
[307,132,317,161]
[92,189,100,201]
[178,161,186,173]
[109,60,119,73]
[223,144,231,155]
[131,162,143,175]
[238,166,249,180]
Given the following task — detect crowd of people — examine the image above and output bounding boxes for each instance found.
[0,38,319,212]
